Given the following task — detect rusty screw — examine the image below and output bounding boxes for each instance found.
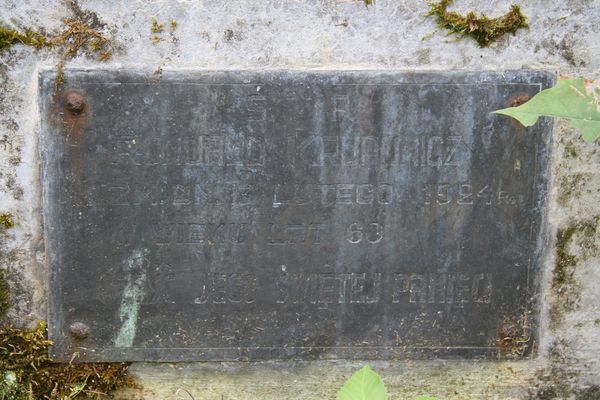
[69,322,90,340]
[509,93,530,108]
[64,91,86,115]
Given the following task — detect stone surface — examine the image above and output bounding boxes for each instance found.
[0,0,599,397]
[40,70,553,362]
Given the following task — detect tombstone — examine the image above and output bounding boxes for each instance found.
[39,70,553,361]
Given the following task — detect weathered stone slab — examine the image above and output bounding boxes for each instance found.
[40,70,554,362]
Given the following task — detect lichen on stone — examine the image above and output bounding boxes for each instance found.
[426,0,528,47]
[0,322,134,399]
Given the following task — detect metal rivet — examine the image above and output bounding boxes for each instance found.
[509,93,530,108]
[69,322,90,340]
[64,91,86,115]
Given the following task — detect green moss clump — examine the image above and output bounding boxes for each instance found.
[0,322,134,399]
[0,25,47,51]
[150,17,165,34]
[426,0,528,47]
[0,214,14,230]
[150,17,165,44]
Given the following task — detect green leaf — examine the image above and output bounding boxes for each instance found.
[337,365,388,400]
[493,78,600,142]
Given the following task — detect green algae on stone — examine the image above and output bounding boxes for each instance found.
[426,0,528,47]
[0,322,134,400]
[0,24,48,51]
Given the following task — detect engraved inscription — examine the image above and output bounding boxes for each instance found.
[391,273,492,306]
[154,222,251,244]
[291,134,469,168]
[275,273,382,305]
[422,183,524,206]
[112,135,266,167]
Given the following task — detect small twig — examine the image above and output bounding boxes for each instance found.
[175,388,196,400]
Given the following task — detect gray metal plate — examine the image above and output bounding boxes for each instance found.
[40,70,554,362]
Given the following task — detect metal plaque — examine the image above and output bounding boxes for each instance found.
[40,70,554,362]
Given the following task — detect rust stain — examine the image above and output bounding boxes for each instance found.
[50,89,90,174]
[507,93,531,108]
[54,89,89,145]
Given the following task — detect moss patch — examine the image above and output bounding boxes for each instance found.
[0,25,48,51]
[0,322,134,399]
[426,0,528,47]
[53,18,113,61]
[0,214,14,230]
[562,139,579,159]
[557,173,590,207]
[151,17,165,34]
[0,270,9,320]
[550,217,599,328]
[576,386,600,400]
[0,8,117,92]
[530,339,577,399]
[150,17,164,44]
[553,225,579,289]
[52,16,114,91]
[150,17,178,44]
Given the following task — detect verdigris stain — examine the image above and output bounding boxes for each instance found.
[114,249,150,347]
